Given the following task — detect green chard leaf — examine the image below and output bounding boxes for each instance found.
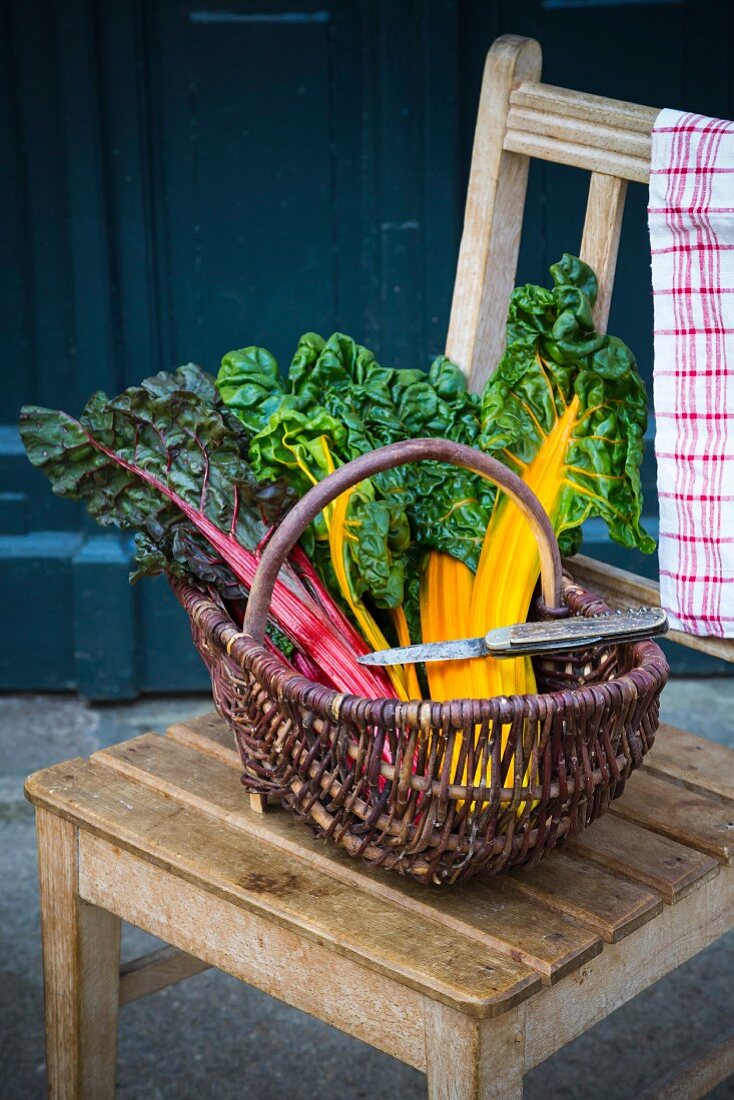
[479,254,654,555]
[216,332,493,617]
[216,345,285,436]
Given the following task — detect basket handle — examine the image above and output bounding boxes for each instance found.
[242,437,564,644]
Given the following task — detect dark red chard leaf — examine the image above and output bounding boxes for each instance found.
[132,523,246,601]
[139,362,220,403]
[19,369,394,698]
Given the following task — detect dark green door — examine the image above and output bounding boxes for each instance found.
[3,0,732,695]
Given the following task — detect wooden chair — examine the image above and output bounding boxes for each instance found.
[26,35,734,1100]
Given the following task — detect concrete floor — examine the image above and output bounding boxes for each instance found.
[1,682,733,1099]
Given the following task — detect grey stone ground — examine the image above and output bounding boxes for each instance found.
[1,682,733,1099]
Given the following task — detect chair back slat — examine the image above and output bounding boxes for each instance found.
[509,80,658,133]
[445,36,542,388]
[579,173,628,332]
[507,105,652,161]
[504,127,651,183]
[506,81,656,184]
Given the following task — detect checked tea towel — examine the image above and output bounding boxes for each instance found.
[649,108,734,637]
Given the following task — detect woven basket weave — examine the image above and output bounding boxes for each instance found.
[172,439,668,885]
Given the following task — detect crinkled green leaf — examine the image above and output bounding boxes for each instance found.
[406,462,496,570]
[216,332,492,616]
[479,254,654,554]
[341,480,409,609]
[550,253,598,303]
[216,345,284,435]
[249,406,348,496]
[140,362,219,404]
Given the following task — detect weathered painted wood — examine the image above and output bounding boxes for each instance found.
[4,0,467,698]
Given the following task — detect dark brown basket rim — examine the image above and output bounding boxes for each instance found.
[172,573,669,739]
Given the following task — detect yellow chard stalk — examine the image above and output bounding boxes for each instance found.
[470,393,581,701]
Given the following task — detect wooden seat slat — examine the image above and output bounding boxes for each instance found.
[25,756,541,1015]
[610,771,734,864]
[644,724,734,804]
[506,854,662,943]
[94,734,603,984]
[567,813,720,903]
[168,713,238,767]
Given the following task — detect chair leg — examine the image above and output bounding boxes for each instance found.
[36,809,121,1099]
[424,1001,526,1100]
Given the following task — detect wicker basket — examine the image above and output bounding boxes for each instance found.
[172,439,669,885]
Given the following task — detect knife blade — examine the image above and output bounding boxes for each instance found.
[356,607,668,666]
[360,635,491,666]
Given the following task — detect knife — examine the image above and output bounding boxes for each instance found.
[357,607,669,666]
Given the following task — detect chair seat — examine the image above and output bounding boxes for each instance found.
[25,713,734,1024]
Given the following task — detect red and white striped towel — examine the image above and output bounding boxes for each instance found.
[649,108,734,637]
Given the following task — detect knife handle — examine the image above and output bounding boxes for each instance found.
[242,438,565,645]
[487,607,668,657]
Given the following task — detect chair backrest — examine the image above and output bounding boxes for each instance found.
[448,34,657,391]
[449,35,734,666]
